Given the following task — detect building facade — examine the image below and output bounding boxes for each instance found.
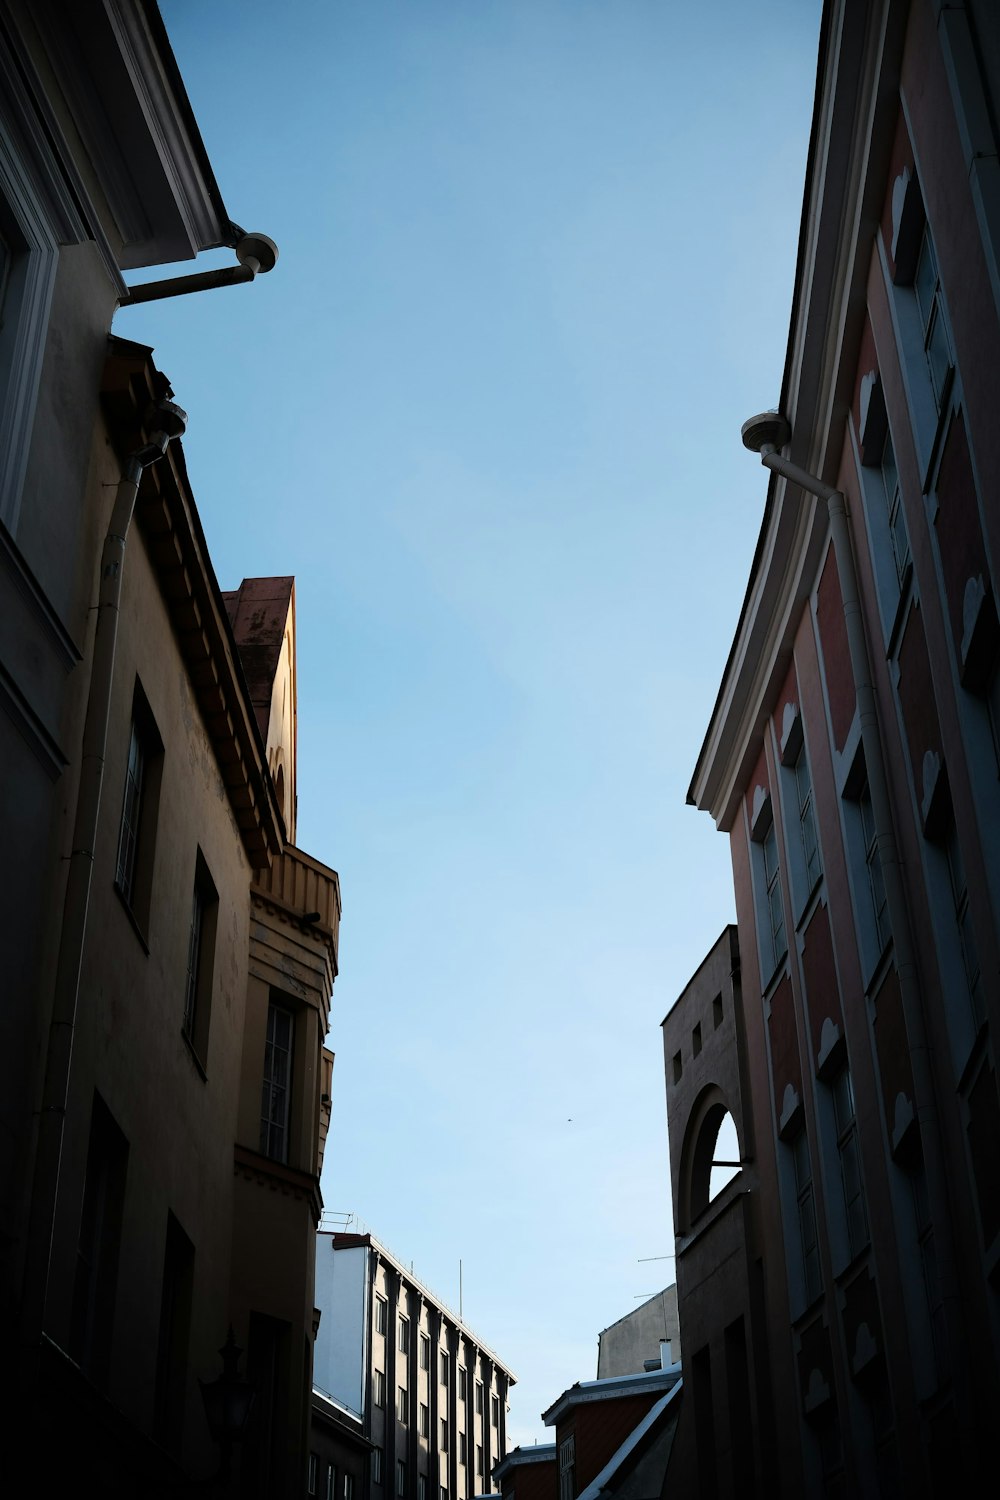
[2,5,340,1490]
[675,0,1000,1494]
[495,1364,681,1500]
[313,1232,515,1500]
[596,1286,680,1381]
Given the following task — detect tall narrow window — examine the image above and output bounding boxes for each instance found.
[372,1449,383,1486]
[792,746,821,894]
[440,1418,448,1452]
[397,1462,406,1497]
[420,1402,429,1438]
[70,1093,129,1386]
[832,1068,868,1259]
[913,226,954,412]
[374,1370,386,1408]
[762,818,787,971]
[458,1366,467,1401]
[859,779,890,956]
[375,1294,387,1335]
[398,1315,409,1355]
[183,851,218,1063]
[944,821,983,1030]
[792,1128,821,1304]
[420,1333,430,1370]
[398,1387,408,1424]
[153,1212,194,1449]
[879,427,911,590]
[440,1349,449,1385]
[114,684,163,926]
[260,1001,294,1162]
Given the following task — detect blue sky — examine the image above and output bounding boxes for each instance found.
[135,0,821,1446]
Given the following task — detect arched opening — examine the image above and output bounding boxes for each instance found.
[709,1111,741,1200]
[682,1091,743,1227]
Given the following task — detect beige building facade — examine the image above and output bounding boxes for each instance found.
[2,4,341,1491]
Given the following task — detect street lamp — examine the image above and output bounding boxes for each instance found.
[200,1327,256,1482]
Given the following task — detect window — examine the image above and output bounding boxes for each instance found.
[375,1294,387,1335]
[559,1434,575,1500]
[399,1315,409,1354]
[398,1387,408,1424]
[309,1454,318,1495]
[792,745,821,895]
[260,1000,294,1162]
[417,1480,426,1500]
[491,1394,499,1429]
[182,851,218,1063]
[476,1445,484,1477]
[762,819,787,966]
[859,778,890,957]
[345,1476,354,1500]
[910,1164,947,1383]
[0,161,61,530]
[397,1461,406,1496]
[440,1488,448,1500]
[373,1449,383,1486]
[69,1093,128,1385]
[458,1365,467,1400]
[440,1418,449,1451]
[878,426,911,592]
[420,1401,429,1438]
[913,225,954,413]
[832,1068,868,1259]
[459,1432,467,1465]
[153,1212,194,1449]
[114,684,163,928]
[944,819,984,1031]
[476,1381,484,1416]
[327,1466,337,1500]
[440,1349,449,1385]
[791,1128,821,1305]
[420,1333,430,1370]
[373,1369,386,1408]
[751,791,787,979]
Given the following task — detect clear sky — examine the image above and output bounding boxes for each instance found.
[133,0,821,1447]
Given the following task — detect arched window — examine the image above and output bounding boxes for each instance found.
[679,1088,743,1229]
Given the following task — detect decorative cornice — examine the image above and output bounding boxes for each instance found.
[102,338,282,868]
[234,1142,322,1223]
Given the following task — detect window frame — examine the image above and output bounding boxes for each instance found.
[375,1295,387,1336]
[182,849,218,1067]
[259,998,295,1164]
[398,1314,409,1355]
[398,1386,408,1425]
[558,1434,575,1500]
[113,682,163,936]
[373,1369,386,1409]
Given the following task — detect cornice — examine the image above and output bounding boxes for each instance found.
[101,338,282,868]
[234,1142,322,1224]
[690,0,902,829]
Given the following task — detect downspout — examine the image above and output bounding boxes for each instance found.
[19,398,187,1364]
[742,415,969,1418]
[117,232,278,308]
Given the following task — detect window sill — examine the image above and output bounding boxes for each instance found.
[113,882,149,954]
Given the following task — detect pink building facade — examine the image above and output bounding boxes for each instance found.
[678,1,1000,1493]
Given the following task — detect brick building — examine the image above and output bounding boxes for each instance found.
[669,0,1000,1494]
